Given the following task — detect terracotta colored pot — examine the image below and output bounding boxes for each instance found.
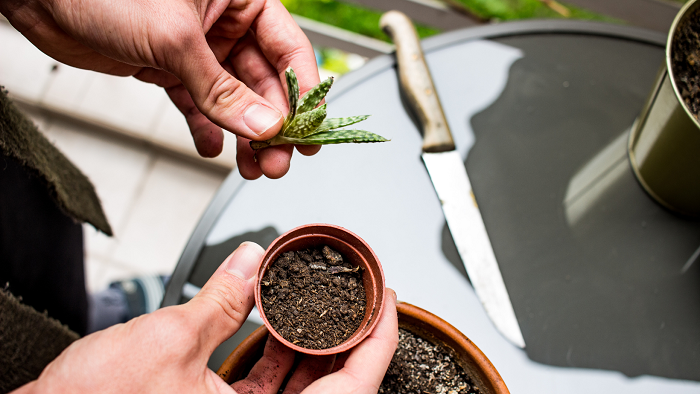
[396,303,510,394]
[217,302,510,394]
[253,224,385,355]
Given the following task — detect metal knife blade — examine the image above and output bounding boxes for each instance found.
[380,10,525,348]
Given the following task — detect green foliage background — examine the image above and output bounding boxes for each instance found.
[280,0,621,43]
[450,0,617,22]
[280,0,679,73]
[281,0,440,41]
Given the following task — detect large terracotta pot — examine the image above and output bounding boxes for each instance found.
[217,302,510,394]
[254,224,386,355]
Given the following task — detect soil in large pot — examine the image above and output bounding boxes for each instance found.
[380,328,480,394]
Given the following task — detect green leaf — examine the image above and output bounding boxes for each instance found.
[283,68,299,129]
[298,129,389,145]
[284,104,327,138]
[297,77,334,113]
[249,67,388,150]
[249,129,389,149]
[315,115,370,134]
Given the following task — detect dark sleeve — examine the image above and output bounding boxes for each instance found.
[0,288,79,393]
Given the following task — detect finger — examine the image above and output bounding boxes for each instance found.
[230,33,288,114]
[256,144,293,179]
[301,289,399,393]
[133,68,181,88]
[340,289,398,382]
[229,34,296,179]
[237,137,263,180]
[168,31,283,141]
[183,242,265,355]
[230,336,295,394]
[236,138,296,180]
[231,37,323,174]
[166,84,225,157]
[207,34,238,65]
[282,355,336,394]
[330,351,350,373]
[296,145,322,156]
[250,1,320,95]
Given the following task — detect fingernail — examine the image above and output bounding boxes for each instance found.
[225,242,260,280]
[244,104,282,136]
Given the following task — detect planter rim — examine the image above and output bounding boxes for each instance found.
[217,302,509,394]
[254,223,385,355]
[666,0,700,129]
[396,302,510,394]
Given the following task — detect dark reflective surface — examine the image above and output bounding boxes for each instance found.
[469,35,700,380]
[166,22,700,392]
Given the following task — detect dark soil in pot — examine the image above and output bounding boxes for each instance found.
[218,303,507,393]
[672,5,700,119]
[260,245,367,350]
[380,328,480,394]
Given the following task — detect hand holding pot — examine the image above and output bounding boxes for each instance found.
[11,242,398,394]
[231,290,398,394]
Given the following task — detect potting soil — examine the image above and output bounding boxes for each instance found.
[260,246,366,350]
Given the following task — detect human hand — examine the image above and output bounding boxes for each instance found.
[0,0,322,179]
[230,291,399,394]
[12,242,398,394]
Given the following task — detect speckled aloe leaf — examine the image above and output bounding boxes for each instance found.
[249,67,389,150]
[284,104,327,138]
[314,115,370,134]
[297,77,333,114]
[289,130,388,145]
[282,68,299,130]
[250,130,388,149]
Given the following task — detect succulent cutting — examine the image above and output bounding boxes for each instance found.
[249,68,388,150]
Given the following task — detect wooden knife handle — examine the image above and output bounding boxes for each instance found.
[380,10,455,153]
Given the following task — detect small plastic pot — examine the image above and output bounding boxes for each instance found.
[253,224,385,355]
[217,303,509,394]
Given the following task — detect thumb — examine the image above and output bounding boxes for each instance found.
[183,242,265,354]
[171,35,283,141]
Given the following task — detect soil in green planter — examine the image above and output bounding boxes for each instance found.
[380,328,481,394]
[260,246,366,350]
[672,6,700,119]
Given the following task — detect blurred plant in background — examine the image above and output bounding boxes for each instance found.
[281,0,440,42]
[281,0,680,75]
[447,0,617,22]
[281,0,440,75]
[315,48,366,75]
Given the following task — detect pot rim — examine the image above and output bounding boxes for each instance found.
[217,302,509,394]
[396,302,510,394]
[254,223,385,355]
[666,0,700,129]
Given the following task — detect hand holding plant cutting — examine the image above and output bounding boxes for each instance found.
[0,0,323,180]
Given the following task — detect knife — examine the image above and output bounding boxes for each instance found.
[380,10,526,348]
